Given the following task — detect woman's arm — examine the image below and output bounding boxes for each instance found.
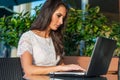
[20,51,85,75]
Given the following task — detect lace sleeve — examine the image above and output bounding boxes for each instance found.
[17,32,33,57]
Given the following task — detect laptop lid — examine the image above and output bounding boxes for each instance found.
[86,37,117,76]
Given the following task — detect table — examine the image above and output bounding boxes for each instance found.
[24,74,119,80]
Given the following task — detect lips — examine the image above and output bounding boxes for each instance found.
[57,24,61,27]
[55,25,59,28]
[56,25,60,28]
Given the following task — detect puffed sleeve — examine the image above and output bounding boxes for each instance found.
[17,32,33,57]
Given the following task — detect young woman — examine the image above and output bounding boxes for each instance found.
[17,0,85,76]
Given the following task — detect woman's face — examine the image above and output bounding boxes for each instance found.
[48,5,67,31]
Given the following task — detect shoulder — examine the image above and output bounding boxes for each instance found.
[20,30,35,39]
[21,30,32,37]
[19,30,33,42]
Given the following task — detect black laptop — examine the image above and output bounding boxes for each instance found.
[49,37,117,77]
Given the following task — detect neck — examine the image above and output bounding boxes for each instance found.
[32,29,51,38]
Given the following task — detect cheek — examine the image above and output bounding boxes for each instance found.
[49,20,56,29]
[49,20,55,27]
[50,16,57,25]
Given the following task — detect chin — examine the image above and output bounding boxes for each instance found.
[52,28,58,31]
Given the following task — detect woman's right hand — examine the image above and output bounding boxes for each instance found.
[58,64,86,72]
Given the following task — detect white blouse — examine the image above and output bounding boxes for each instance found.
[17,30,60,66]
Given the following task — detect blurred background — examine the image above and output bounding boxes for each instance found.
[0,0,120,57]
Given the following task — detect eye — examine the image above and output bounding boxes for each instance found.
[57,14,61,18]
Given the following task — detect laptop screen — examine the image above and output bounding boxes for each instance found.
[86,37,117,76]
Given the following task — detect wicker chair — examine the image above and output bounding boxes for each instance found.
[0,58,25,80]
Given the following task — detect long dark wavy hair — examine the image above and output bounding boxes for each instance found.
[30,0,68,57]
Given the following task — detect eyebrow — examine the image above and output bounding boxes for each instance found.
[57,13,66,18]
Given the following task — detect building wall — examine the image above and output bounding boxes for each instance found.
[14,2,31,13]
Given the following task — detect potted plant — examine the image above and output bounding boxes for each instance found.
[0,12,33,57]
[0,4,42,57]
[109,22,120,56]
[63,6,111,56]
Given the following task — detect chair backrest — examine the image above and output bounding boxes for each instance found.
[0,57,24,80]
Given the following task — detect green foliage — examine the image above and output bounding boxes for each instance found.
[63,6,111,56]
[109,22,120,56]
[0,12,33,47]
[0,4,42,47]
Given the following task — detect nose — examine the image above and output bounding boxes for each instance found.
[59,17,63,25]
